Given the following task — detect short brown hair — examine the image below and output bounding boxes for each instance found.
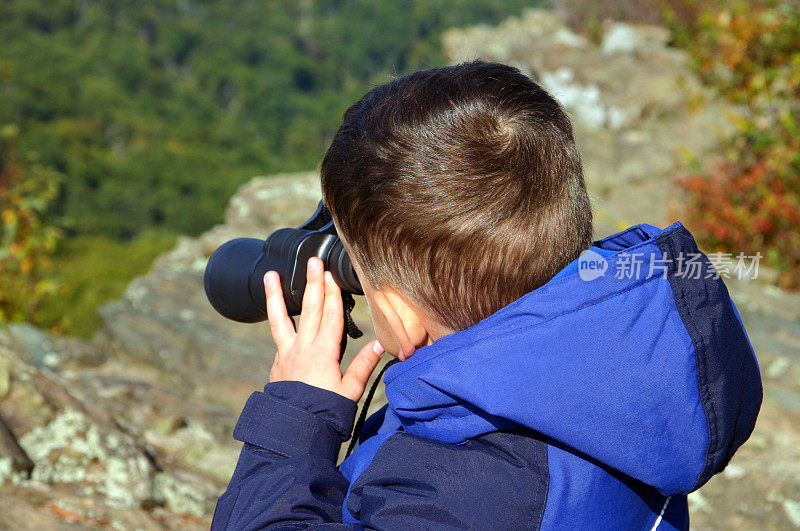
[321,61,592,331]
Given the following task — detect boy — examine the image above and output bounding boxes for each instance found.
[212,61,761,529]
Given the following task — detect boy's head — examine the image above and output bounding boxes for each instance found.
[321,61,592,358]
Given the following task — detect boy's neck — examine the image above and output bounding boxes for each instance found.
[420,312,457,345]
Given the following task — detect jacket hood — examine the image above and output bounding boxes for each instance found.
[382,222,762,496]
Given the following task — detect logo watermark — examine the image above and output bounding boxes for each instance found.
[578,249,609,281]
[577,250,762,282]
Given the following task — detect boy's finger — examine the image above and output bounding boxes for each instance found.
[341,340,385,401]
[264,271,295,349]
[297,257,324,339]
[317,271,345,348]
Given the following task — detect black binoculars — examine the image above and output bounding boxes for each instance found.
[204,201,363,324]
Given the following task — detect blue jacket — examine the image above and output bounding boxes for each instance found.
[212,223,762,530]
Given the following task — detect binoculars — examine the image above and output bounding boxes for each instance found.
[204,201,363,324]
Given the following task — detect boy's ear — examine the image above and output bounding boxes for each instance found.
[372,289,428,361]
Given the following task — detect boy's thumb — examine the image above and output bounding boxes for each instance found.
[341,340,384,401]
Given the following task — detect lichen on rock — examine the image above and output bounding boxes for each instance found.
[19,408,154,508]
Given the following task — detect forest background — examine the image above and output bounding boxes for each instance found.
[1,0,798,337]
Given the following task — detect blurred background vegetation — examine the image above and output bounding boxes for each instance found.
[0,0,535,335]
[558,0,799,288]
[1,0,798,337]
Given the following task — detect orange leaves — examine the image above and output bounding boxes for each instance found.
[677,144,800,288]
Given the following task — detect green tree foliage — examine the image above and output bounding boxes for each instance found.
[0,0,535,239]
[33,229,177,336]
[0,124,62,324]
[0,0,538,335]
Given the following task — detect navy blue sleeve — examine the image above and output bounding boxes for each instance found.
[211,381,357,530]
[212,383,551,530]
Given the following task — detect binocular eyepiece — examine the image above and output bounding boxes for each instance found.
[204,201,362,323]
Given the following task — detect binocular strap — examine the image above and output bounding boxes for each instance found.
[345,357,400,459]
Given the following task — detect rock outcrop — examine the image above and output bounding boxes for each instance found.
[443,9,740,238]
[0,174,380,529]
[0,9,797,530]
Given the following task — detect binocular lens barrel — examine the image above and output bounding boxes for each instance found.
[204,238,266,323]
[204,232,362,323]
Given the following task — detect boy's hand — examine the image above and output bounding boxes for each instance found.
[264,257,385,403]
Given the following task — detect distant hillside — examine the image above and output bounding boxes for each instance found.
[0,0,536,239]
[0,0,538,335]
